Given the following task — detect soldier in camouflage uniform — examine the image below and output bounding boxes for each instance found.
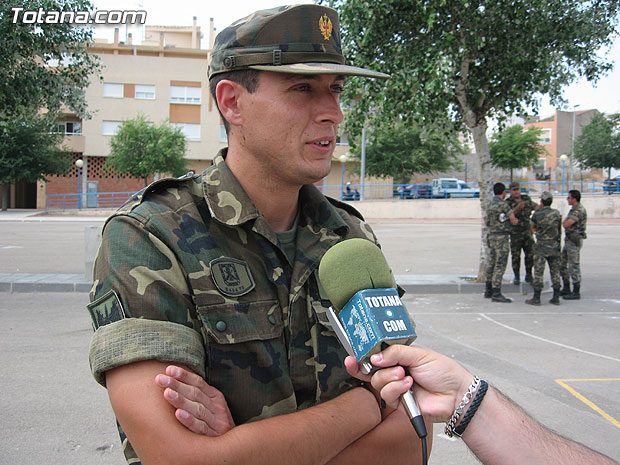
[525,191,562,306]
[560,190,587,300]
[485,183,518,302]
[505,182,538,284]
[87,5,426,465]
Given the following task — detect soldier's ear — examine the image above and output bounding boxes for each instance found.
[216,80,244,129]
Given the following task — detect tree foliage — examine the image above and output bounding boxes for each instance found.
[334,0,620,279]
[490,125,547,173]
[573,113,620,179]
[361,120,463,183]
[106,115,188,187]
[0,112,69,209]
[0,0,101,121]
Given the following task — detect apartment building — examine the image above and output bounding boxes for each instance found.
[0,16,358,210]
[524,109,597,179]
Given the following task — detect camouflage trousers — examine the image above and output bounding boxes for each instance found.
[510,231,534,272]
[560,239,582,284]
[486,234,510,288]
[533,254,561,291]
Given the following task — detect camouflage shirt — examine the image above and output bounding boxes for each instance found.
[87,150,386,462]
[486,195,513,235]
[565,202,588,241]
[505,194,536,233]
[531,206,562,257]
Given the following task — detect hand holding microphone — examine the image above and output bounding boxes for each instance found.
[318,238,427,440]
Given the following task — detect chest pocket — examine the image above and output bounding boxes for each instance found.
[196,300,294,424]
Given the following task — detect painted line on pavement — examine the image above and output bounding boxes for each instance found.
[479,314,620,364]
[555,379,620,430]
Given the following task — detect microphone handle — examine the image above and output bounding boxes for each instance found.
[402,387,427,439]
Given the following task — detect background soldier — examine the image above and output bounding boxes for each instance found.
[505,182,538,284]
[526,191,562,306]
[560,189,588,300]
[485,182,518,302]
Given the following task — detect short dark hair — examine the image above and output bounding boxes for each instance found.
[541,197,552,207]
[209,69,260,135]
[493,182,506,195]
[568,189,581,202]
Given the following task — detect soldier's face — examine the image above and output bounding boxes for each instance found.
[510,188,520,197]
[236,71,344,186]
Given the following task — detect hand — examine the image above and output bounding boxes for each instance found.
[155,365,235,436]
[347,345,474,423]
[515,201,525,212]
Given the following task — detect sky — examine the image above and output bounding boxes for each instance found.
[92,0,620,118]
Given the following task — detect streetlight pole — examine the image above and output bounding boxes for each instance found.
[75,159,84,209]
[572,104,580,191]
[559,153,568,196]
[360,122,366,200]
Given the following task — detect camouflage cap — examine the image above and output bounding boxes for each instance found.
[209,4,389,80]
[509,182,520,190]
[541,191,553,201]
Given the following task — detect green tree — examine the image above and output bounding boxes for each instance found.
[0,0,101,121]
[490,125,547,181]
[574,113,620,180]
[106,115,188,187]
[336,0,620,279]
[0,113,69,210]
[362,119,463,183]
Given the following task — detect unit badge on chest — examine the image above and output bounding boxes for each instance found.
[210,257,256,297]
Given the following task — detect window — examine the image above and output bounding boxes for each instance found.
[135,84,155,100]
[103,83,124,98]
[102,121,122,135]
[170,85,201,104]
[336,132,348,146]
[53,121,82,135]
[538,128,552,145]
[172,123,200,140]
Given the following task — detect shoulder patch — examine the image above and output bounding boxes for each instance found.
[210,257,255,297]
[87,290,126,330]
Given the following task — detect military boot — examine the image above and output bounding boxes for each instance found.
[484,281,492,298]
[525,289,541,306]
[549,287,561,305]
[491,287,512,303]
[563,283,581,300]
[512,266,520,285]
[524,267,533,284]
[560,278,571,296]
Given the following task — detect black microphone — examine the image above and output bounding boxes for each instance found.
[318,238,427,440]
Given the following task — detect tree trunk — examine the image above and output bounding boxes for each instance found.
[470,123,493,282]
[1,184,9,211]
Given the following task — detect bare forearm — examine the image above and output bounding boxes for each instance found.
[463,388,618,465]
[327,410,433,465]
[108,361,382,465]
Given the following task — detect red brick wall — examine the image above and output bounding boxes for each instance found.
[46,154,153,197]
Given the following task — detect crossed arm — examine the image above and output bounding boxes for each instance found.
[106,359,430,465]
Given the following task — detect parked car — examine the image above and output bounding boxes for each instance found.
[431,178,480,198]
[393,184,432,199]
[603,175,620,195]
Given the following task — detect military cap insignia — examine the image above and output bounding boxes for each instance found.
[210,257,256,297]
[87,290,126,330]
[319,14,333,40]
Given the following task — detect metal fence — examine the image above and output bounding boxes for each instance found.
[46,191,135,211]
[47,180,619,210]
[318,180,620,201]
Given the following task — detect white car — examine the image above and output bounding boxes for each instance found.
[431,178,480,198]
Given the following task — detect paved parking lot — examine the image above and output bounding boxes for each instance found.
[0,216,618,464]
